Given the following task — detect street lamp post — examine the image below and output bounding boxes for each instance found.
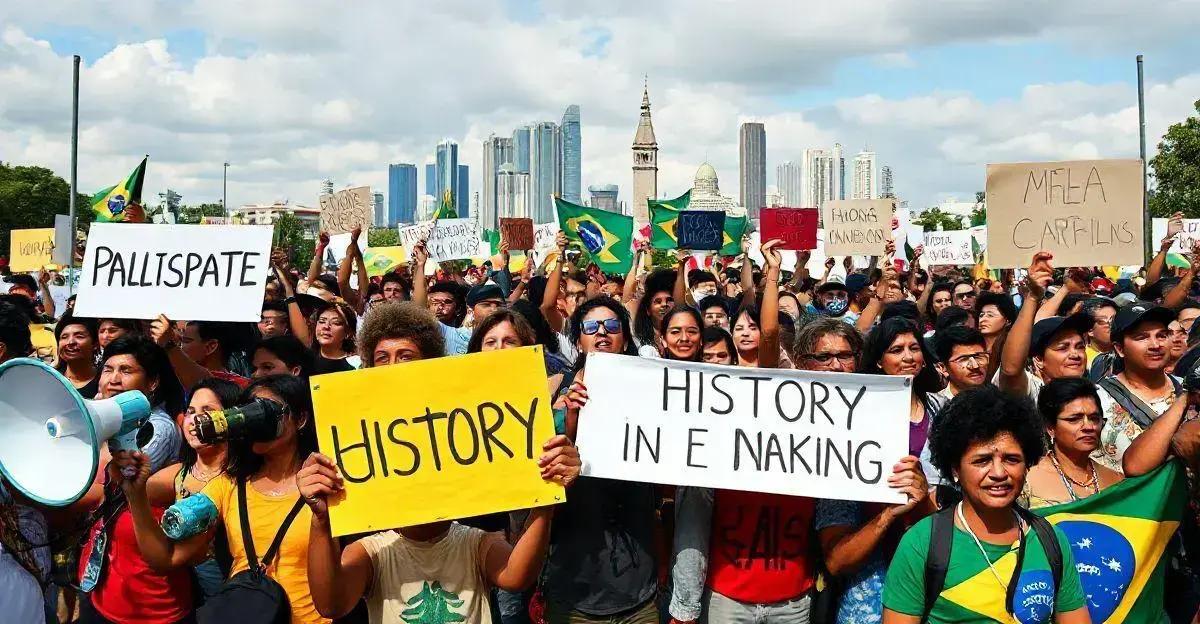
[223,162,230,217]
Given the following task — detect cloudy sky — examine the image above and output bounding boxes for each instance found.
[1,0,1198,215]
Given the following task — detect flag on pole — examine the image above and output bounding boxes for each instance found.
[433,189,457,219]
[90,156,148,223]
[554,197,634,274]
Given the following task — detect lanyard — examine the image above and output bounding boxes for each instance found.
[956,503,1029,619]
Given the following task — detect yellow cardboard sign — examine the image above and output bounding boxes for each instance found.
[9,228,55,273]
[310,346,564,536]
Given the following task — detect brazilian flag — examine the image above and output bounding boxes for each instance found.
[91,156,147,223]
[433,189,457,219]
[938,463,1185,623]
[554,197,634,274]
[649,191,747,256]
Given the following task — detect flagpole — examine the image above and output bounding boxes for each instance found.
[68,54,80,294]
[1137,54,1150,264]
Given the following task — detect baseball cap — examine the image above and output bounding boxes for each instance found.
[1111,300,1176,342]
[844,273,870,295]
[816,275,848,295]
[466,283,504,307]
[1030,313,1094,355]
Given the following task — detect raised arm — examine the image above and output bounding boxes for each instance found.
[740,240,756,307]
[297,453,373,618]
[673,250,688,306]
[622,244,645,305]
[541,233,568,332]
[410,244,430,307]
[114,451,214,573]
[306,232,330,286]
[150,315,211,389]
[1147,211,1183,287]
[1122,392,1189,476]
[1164,245,1199,310]
[999,252,1053,397]
[38,270,56,319]
[336,228,365,312]
[1035,279,1070,322]
[273,261,311,347]
[759,239,783,370]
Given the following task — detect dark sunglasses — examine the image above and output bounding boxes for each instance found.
[581,318,622,335]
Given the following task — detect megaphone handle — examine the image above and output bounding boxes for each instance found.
[109,433,141,479]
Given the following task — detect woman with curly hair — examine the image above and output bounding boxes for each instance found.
[881,385,1090,624]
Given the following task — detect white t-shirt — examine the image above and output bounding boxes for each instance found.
[359,523,503,624]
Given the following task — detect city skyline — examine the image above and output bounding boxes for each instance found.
[2,3,1196,216]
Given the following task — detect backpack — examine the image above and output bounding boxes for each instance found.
[921,506,1063,622]
[197,478,305,624]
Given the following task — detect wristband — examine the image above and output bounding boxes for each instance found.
[284,295,297,305]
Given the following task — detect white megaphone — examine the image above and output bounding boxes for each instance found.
[0,357,151,507]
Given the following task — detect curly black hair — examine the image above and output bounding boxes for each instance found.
[357,302,444,366]
[928,384,1047,483]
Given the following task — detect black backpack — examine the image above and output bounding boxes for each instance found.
[921,506,1063,622]
[197,479,305,624]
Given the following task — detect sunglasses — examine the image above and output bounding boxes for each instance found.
[581,318,622,336]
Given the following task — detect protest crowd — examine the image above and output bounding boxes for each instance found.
[4,197,1200,624]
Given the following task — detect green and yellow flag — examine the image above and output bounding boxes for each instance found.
[938,463,1185,623]
[433,189,457,219]
[649,190,747,256]
[554,197,634,274]
[91,156,147,223]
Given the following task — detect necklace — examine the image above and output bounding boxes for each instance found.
[189,464,220,483]
[1048,451,1099,500]
[956,503,1024,601]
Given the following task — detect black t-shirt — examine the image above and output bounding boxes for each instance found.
[312,354,355,375]
[541,476,659,615]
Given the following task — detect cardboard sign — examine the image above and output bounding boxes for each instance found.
[822,199,894,256]
[923,230,974,266]
[576,353,910,504]
[310,346,564,536]
[985,159,1144,268]
[73,223,274,322]
[760,208,818,250]
[500,217,535,250]
[318,186,373,235]
[1152,218,1200,255]
[9,228,55,273]
[675,211,726,251]
[397,219,483,263]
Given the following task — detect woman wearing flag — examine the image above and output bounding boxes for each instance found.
[881,385,1090,623]
[1020,378,1123,509]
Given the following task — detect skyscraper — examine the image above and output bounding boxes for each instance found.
[528,122,561,223]
[852,150,878,200]
[631,84,658,224]
[881,165,894,198]
[511,127,531,173]
[456,164,469,218]
[776,161,802,207]
[560,105,582,203]
[738,122,766,218]
[387,163,417,226]
[424,163,436,198]
[436,140,459,210]
[481,136,514,231]
[831,143,846,201]
[802,148,833,210]
[588,184,619,212]
[497,164,530,219]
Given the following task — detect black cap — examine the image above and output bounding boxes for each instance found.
[1111,300,1175,342]
[1031,313,1094,355]
[466,283,504,307]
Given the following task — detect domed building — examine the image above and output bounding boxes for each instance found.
[688,162,746,217]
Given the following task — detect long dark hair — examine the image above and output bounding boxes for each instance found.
[568,296,637,369]
[633,269,676,347]
[510,299,561,355]
[468,308,536,353]
[659,305,703,362]
[924,282,955,323]
[100,335,185,415]
[181,377,242,469]
[223,374,317,480]
[254,335,315,378]
[859,317,943,397]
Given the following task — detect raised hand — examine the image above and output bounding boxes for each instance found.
[1026,251,1054,298]
[296,453,344,518]
[538,435,582,487]
[762,239,784,271]
[108,450,152,494]
[149,314,178,348]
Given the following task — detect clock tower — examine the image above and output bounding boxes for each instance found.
[631,82,658,224]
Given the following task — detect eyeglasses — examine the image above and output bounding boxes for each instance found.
[954,291,977,300]
[1059,414,1106,426]
[804,352,857,366]
[949,352,990,367]
[1092,317,1114,327]
[581,318,622,335]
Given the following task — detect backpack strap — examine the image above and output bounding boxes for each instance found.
[236,477,305,572]
[1097,376,1160,429]
[1016,507,1064,597]
[922,507,955,621]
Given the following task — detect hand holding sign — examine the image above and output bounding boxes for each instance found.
[537,435,582,487]
[884,456,929,518]
[1164,212,1185,250]
[297,453,345,518]
[761,238,784,271]
[1026,252,1055,298]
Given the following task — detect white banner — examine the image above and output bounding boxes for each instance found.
[576,353,910,504]
[923,230,975,265]
[74,224,274,322]
[397,218,483,262]
[1152,218,1200,255]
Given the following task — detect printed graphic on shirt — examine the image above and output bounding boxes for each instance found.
[715,504,808,570]
[401,581,467,624]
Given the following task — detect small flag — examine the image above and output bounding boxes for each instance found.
[90,156,148,223]
[363,247,408,277]
[649,190,746,256]
[554,197,634,274]
[432,189,457,219]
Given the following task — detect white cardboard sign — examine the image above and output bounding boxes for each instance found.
[576,353,911,504]
[1152,218,1200,255]
[74,223,274,322]
[397,218,483,262]
[923,230,975,266]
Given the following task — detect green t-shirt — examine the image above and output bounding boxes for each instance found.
[882,515,1086,623]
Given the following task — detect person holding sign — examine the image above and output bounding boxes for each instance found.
[881,385,1090,624]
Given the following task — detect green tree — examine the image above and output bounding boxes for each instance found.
[969,193,987,227]
[273,212,316,269]
[176,203,227,224]
[367,227,398,247]
[0,164,91,257]
[911,207,965,232]
[400,581,466,624]
[1149,99,1200,218]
